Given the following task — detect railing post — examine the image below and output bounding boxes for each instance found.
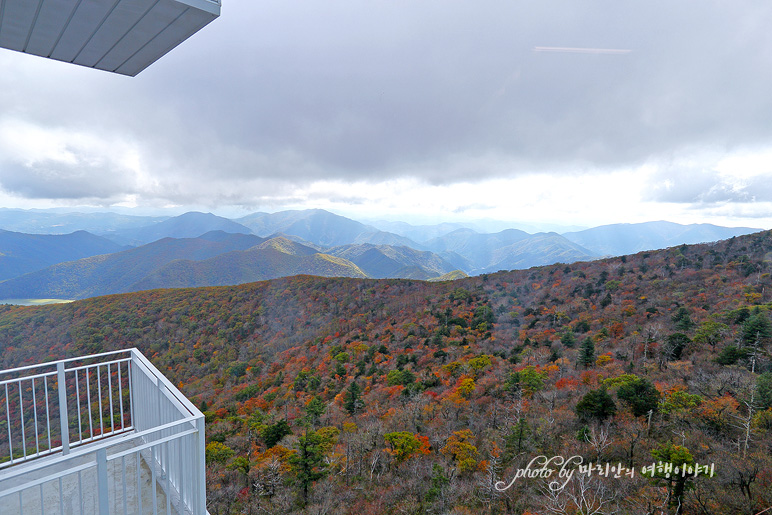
[195,416,207,514]
[129,349,138,431]
[157,376,164,428]
[57,362,70,455]
[97,448,110,515]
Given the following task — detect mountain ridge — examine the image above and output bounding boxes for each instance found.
[0,231,266,299]
[0,208,765,301]
[562,220,760,256]
[0,229,127,281]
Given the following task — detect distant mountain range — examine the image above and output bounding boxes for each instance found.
[0,230,126,281]
[0,232,267,299]
[0,208,763,300]
[0,208,164,236]
[562,221,761,256]
[129,237,369,292]
[117,211,253,246]
[419,228,596,273]
[236,209,421,248]
[366,220,471,243]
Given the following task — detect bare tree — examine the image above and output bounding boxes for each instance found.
[476,454,503,513]
[369,448,383,481]
[641,322,664,365]
[307,477,353,515]
[733,337,761,458]
[691,367,746,398]
[625,484,670,515]
[541,473,619,515]
[253,457,283,499]
[585,422,612,461]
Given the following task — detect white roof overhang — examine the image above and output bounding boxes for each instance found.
[0,0,220,76]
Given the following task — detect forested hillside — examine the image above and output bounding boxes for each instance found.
[1,231,772,514]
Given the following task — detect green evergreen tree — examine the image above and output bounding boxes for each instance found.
[757,372,772,410]
[741,313,772,345]
[305,396,326,426]
[647,443,702,515]
[578,337,596,368]
[663,333,690,361]
[714,344,750,365]
[574,320,591,333]
[618,377,660,417]
[560,330,576,348]
[671,307,695,331]
[344,380,364,415]
[262,419,292,449]
[504,417,530,459]
[576,387,616,422]
[289,429,328,506]
[425,464,450,504]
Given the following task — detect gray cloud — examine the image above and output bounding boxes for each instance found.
[0,159,134,200]
[1,0,772,206]
[646,167,772,205]
[453,203,496,214]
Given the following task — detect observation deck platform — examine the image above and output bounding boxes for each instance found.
[0,349,208,514]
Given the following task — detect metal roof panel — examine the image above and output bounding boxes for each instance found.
[92,1,184,71]
[24,0,81,56]
[75,0,161,67]
[114,6,212,76]
[0,0,41,51]
[0,0,219,75]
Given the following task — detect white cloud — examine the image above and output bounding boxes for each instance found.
[271,170,649,226]
[2,0,772,230]
[0,119,145,201]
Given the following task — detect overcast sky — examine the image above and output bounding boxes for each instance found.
[1,0,772,229]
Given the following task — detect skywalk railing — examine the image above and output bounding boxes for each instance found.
[0,348,207,514]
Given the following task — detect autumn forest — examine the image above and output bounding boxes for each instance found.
[2,231,772,514]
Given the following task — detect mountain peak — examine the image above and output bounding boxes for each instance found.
[126,212,253,245]
[256,236,317,256]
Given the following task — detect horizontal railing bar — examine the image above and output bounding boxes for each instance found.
[68,427,135,448]
[0,428,139,469]
[1,351,192,420]
[0,371,57,386]
[108,427,198,461]
[65,358,132,374]
[0,448,59,470]
[0,460,96,498]
[0,350,132,376]
[129,416,200,443]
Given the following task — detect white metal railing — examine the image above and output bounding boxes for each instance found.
[0,349,207,514]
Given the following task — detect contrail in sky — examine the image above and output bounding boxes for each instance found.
[534,46,632,55]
